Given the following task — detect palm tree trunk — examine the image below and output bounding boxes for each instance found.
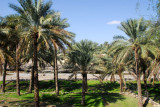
[54,66,55,81]
[143,70,148,97]
[135,48,143,107]
[75,71,77,81]
[28,59,34,93]
[33,34,39,107]
[0,63,2,76]
[110,73,115,83]
[123,74,126,90]
[84,73,88,92]
[152,74,155,87]
[2,59,7,93]
[16,44,20,96]
[81,72,87,105]
[54,48,59,96]
[118,69,123,92]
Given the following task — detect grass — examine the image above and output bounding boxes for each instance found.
[0,80,155,107]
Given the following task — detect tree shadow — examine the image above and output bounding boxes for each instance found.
[38,80,82,92]
[86,93,125,107]
[40,94,62,105]
[88,82,120,93]
[8,99,34,107]
[57,82,124,107]
[38,80,55,92]
[55,92,125,107]
[5,80,29,92]
[143,98,149,107]
[59,80,82,92]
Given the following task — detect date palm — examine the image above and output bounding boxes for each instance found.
[67,40,97,105]
[108,43,128,92]
[111,18,157,107]
[48,16,75,96]
[9,0,55,106]
[0,18,15,93]
[4,15,25,96]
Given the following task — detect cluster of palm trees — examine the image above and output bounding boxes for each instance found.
[98,18,160,107]
[65,18,160,107]
[0,0,74,107]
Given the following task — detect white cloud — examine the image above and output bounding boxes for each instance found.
[107,20,121,25]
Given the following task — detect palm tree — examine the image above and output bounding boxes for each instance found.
[48,15,75,96]
[111,18,157,107]
[0,39,14,93]
[9,0,55,106]
[0,18,14,93]
[4,15,24,96]
[108,39,136,92]
[67,40,97,105]
[92,43,113,82]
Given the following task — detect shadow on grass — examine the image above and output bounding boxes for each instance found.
[40,82,124,107]
[38,80,55,92]
[8,99,34,107]
[59,80,82,92]
[87,82,120,94]
[4,80,29,92]
[52,92,124,107]
[39,80,82,92]
[143,98,149,107]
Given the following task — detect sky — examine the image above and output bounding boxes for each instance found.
[0,0,156,44]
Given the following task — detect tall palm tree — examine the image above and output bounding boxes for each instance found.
[0,18,14,93]
[4,15,24,96]
[48,15,75,96]
[67,40,97,105]
[9,0,54,106]
[111,18,157,107]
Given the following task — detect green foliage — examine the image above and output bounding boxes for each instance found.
[67,40,98,72]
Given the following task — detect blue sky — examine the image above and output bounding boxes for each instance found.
[0,0,156,44]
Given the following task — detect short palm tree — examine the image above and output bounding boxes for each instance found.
[67,40,97,105]
[107,48,123,92]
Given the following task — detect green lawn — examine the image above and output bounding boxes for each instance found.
[0,80,154,107]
